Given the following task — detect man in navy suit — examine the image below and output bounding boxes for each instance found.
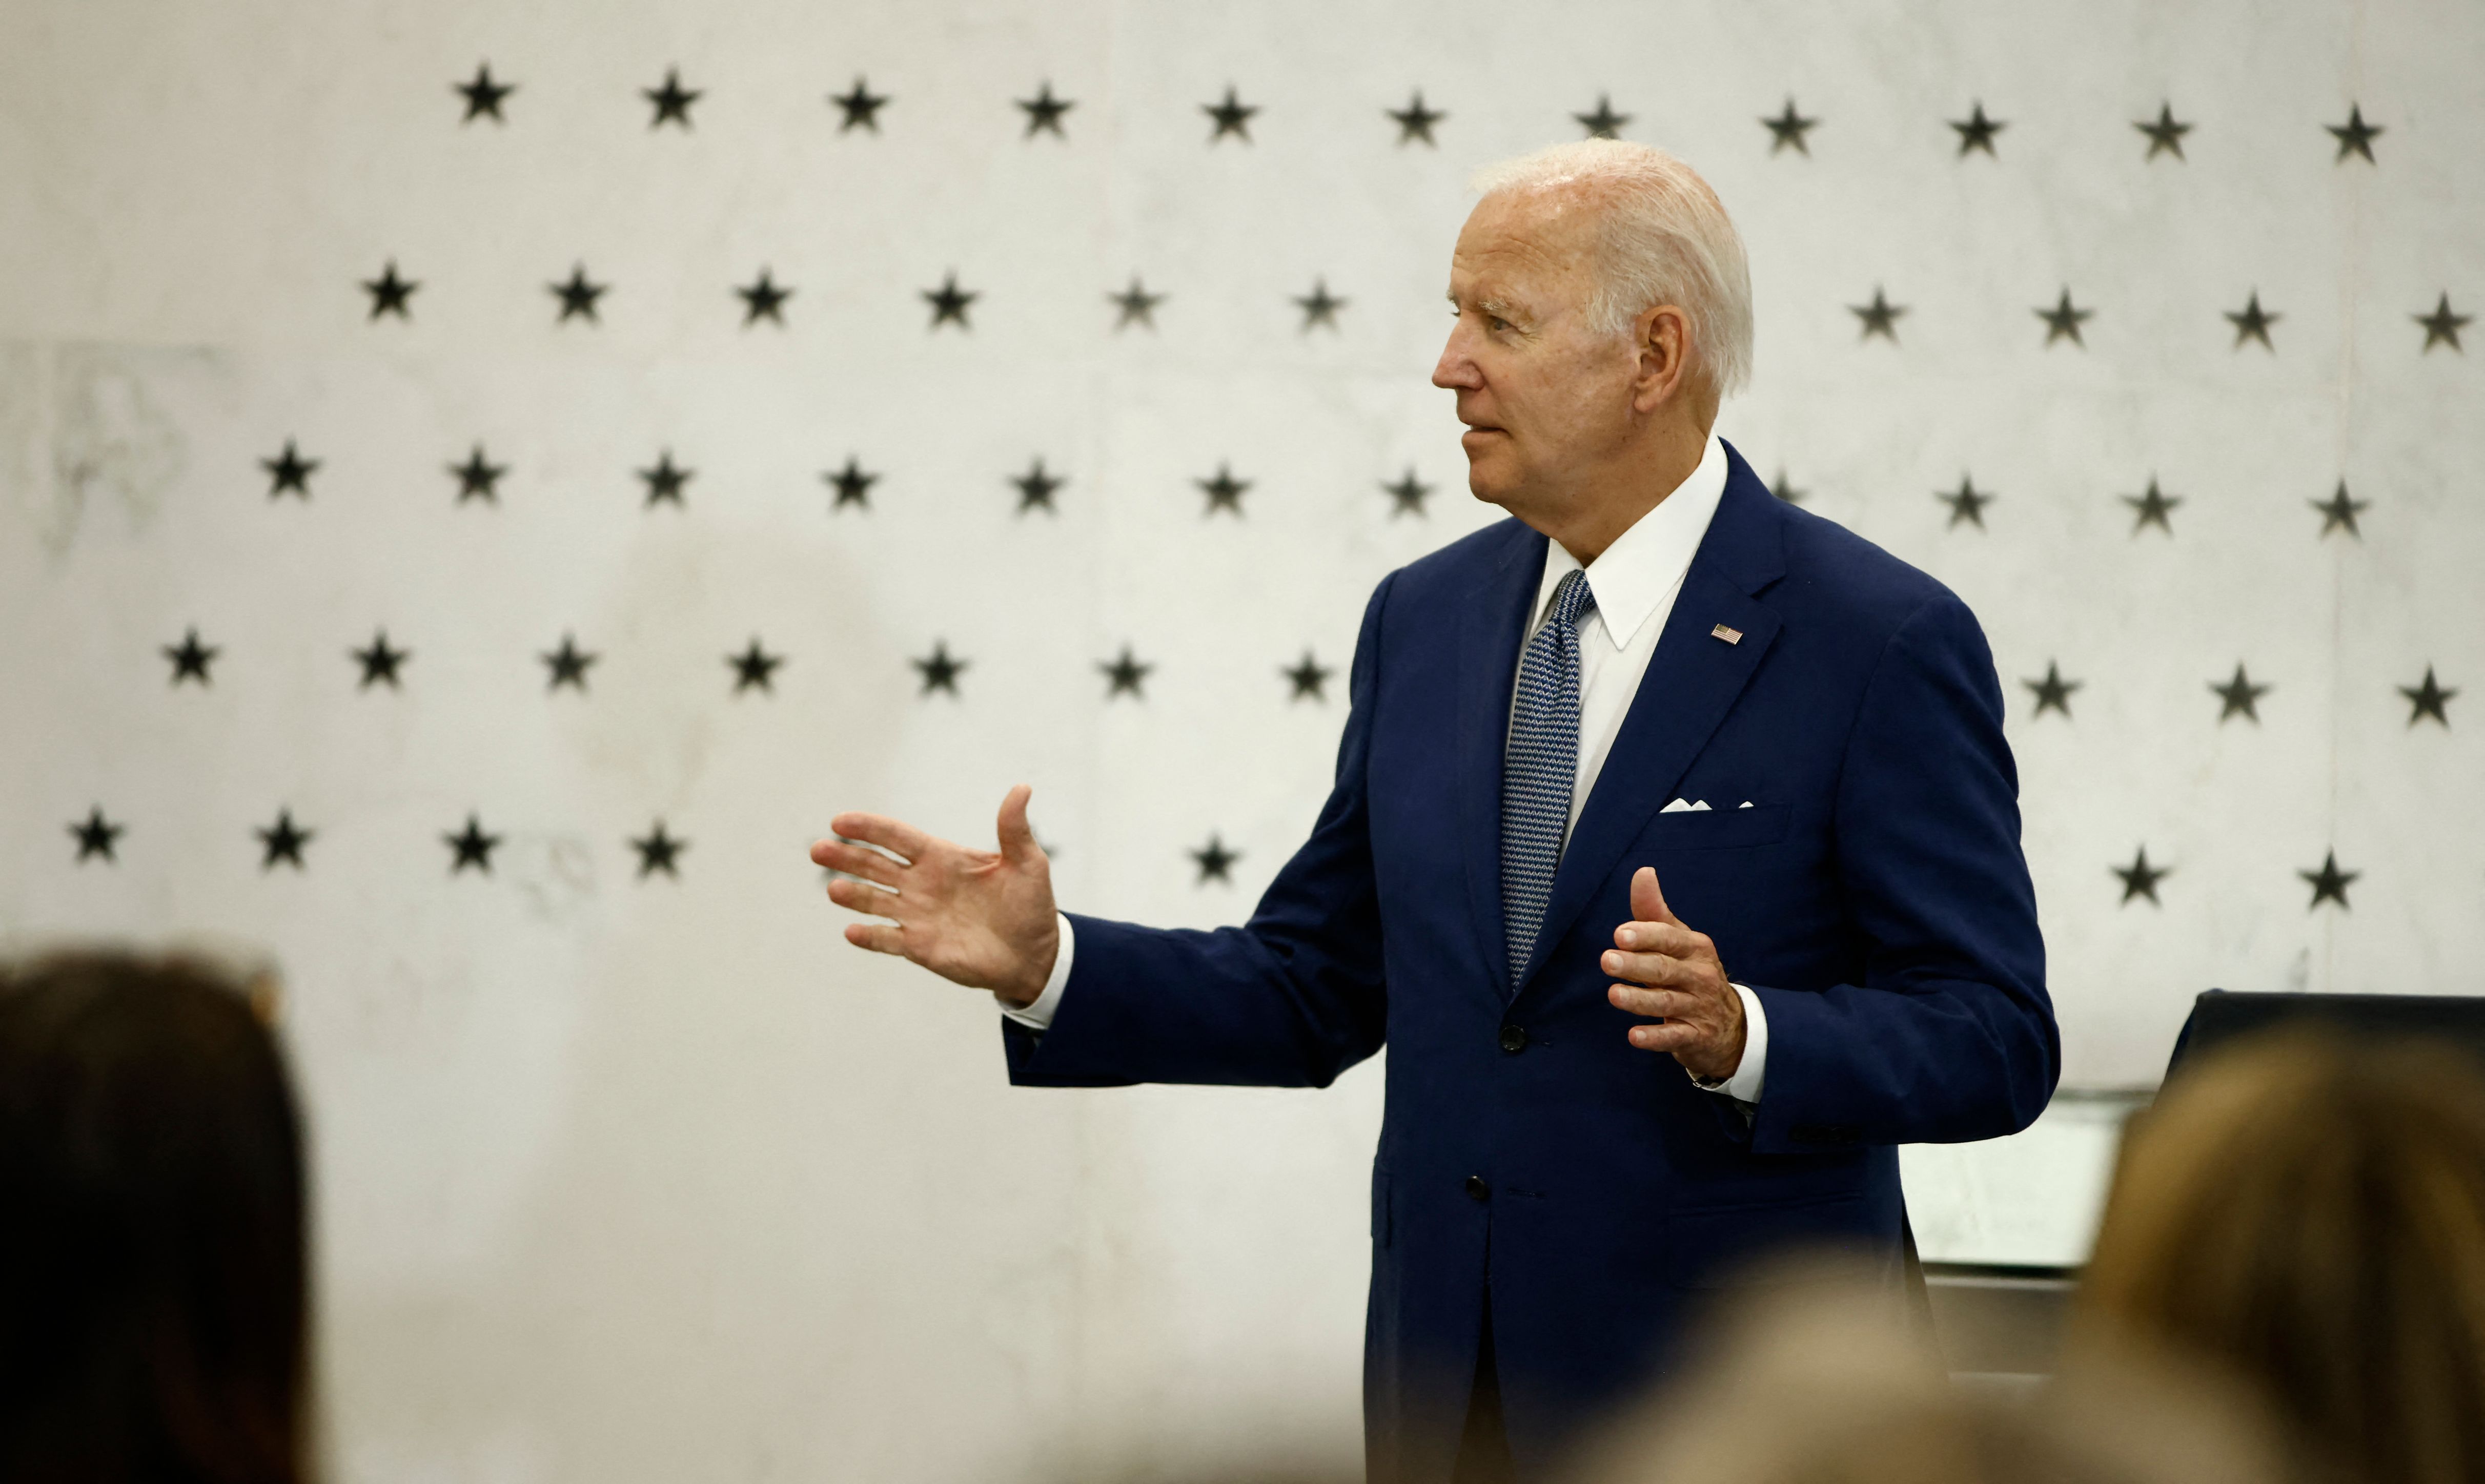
[813,139,2056,1483]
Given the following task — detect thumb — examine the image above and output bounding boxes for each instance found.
[995,784,1041,865]
[1631,866,1681,926]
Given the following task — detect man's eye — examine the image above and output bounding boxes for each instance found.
[1488,317,1510,333]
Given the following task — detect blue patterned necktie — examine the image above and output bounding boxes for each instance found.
[1501,568,1597,987]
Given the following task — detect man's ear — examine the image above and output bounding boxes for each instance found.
[1632,304,1692,413]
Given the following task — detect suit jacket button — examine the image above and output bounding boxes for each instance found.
[1498,1024,1528,1054]
[1464,1174,1490,1202]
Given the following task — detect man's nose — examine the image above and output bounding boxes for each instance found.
[1432,325,1478,390]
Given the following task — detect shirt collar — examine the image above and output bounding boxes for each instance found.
[1532,432,1730,651]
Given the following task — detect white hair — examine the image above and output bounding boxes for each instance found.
[1470,139,1754,398]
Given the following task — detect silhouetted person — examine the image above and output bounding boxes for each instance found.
[2079,1032,2485,1484]
[0,952,308,1484]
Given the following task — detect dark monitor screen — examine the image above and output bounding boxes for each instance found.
[2168,991,2485,1081]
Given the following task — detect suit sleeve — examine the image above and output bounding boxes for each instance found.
[1742,589,2059,1152]
[999,573,1395,1089]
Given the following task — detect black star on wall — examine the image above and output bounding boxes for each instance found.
[1761,98,1817,155]
[1098,646,1152,699]
[825,456,878,510]
[445,813,500,874]
[923,272,977,329]
[541,633,598,692]
[1017,81,1074,138]
[1110,275,1165,331]
[2326,104,2380,163]
[2134,102,2190,160]
[2113,847,2169,905]
[1190,834,1239,884]
[1283,651,1332,703]
[449,444,507,504]
[1769,469,1806,505]
[2416,294,2470,352]
[455,61,515,123]
[1573,94,1629,138]
[2211,664,2270,723]
[1012,458,1063,514]
[2226,291,2279,350]
[1850,287,1906,342]
[362,260,419,321]
[638,450,692,507]
[913,641,966,697]
[728,638,784,694]
[831,77,889,132]
[352,630,410,690]
[1949,100,2005,156]
[2023,661,2081,718]
[1294,278,1346,332]
[1382,468,1431,517]
[2036,288,2093,347]
[632,821,687,879]
[2399,666,2456,727]
[1387,90,1443,146]
[262,439,319,499]
[256,808,313,871]
[2312,481,2367,538]
[550,263,609,323]
[737,268,793,326]
[1203,86,1257,142]
[1197,463,1250,517]
[70,806,123,863]
[1939,476,1993,529]
[2300,850,2357,909]
[2123,477,2180,534]
[643,67,701,129]
[163,627,218,686]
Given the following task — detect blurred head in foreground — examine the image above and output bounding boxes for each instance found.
[2079,1032,2485,1484]
[1568,1263,2288,1484]
[0,951,307,1484]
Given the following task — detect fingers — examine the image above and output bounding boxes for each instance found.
[1600,947,1702,987]
[1626,1020,1700,1053]
[827,810,932,862]
[994,784,1041,866]
[1607,983,1697,1020]
[844,921,909,956]
[1611,919,1709,957]
[827,876,912,920]
[813,840,904,890]
[1630,865,1682,927]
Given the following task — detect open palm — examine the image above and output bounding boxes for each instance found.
[810,784,1061,1006]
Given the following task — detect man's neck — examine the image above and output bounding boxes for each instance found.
[1539,420,1711,566]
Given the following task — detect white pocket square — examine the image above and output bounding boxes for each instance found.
[1660,798,1712,813]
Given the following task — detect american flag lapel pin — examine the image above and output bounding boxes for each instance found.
[1710,624,1743,645]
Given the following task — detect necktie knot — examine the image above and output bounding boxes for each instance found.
[1545,568,1597,633]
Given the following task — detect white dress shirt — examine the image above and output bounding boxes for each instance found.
[1007,432,1767,1105]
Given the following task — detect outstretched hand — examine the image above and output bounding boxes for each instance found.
[1604,867,1745,1082]
[811,785,1061,1007]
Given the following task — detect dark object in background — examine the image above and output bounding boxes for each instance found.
[2167,989,2485,1078]
[0,952,307,1484]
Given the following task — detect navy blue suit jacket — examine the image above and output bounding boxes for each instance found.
[1003,443,2057,1481]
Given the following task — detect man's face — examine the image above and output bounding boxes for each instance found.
[1433,188,1639,519]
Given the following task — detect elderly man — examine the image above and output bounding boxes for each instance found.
[814,140,2056,1483]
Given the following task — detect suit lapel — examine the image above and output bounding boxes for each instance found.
[1456,524,1547,991]
[1518,453,1788,990]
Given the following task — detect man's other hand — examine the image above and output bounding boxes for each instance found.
[811,784,1060,1008]
[1604,866,1745,1081]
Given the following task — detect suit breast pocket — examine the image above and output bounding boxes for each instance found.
[1639,802,1789,851]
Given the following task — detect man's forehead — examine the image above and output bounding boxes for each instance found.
[1452,189,1598,284]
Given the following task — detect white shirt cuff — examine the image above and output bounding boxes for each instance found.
[1689,983,1767,1104]
[1000,913,1074,1031]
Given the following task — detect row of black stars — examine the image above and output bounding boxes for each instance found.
[153,629,1337,703]
[351,259,2479,354]
[48,803,2386,913]
[449,65,2400,168]
[141,626,2464,729]
[246,441,2416,545]
[257,442,1421,518]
